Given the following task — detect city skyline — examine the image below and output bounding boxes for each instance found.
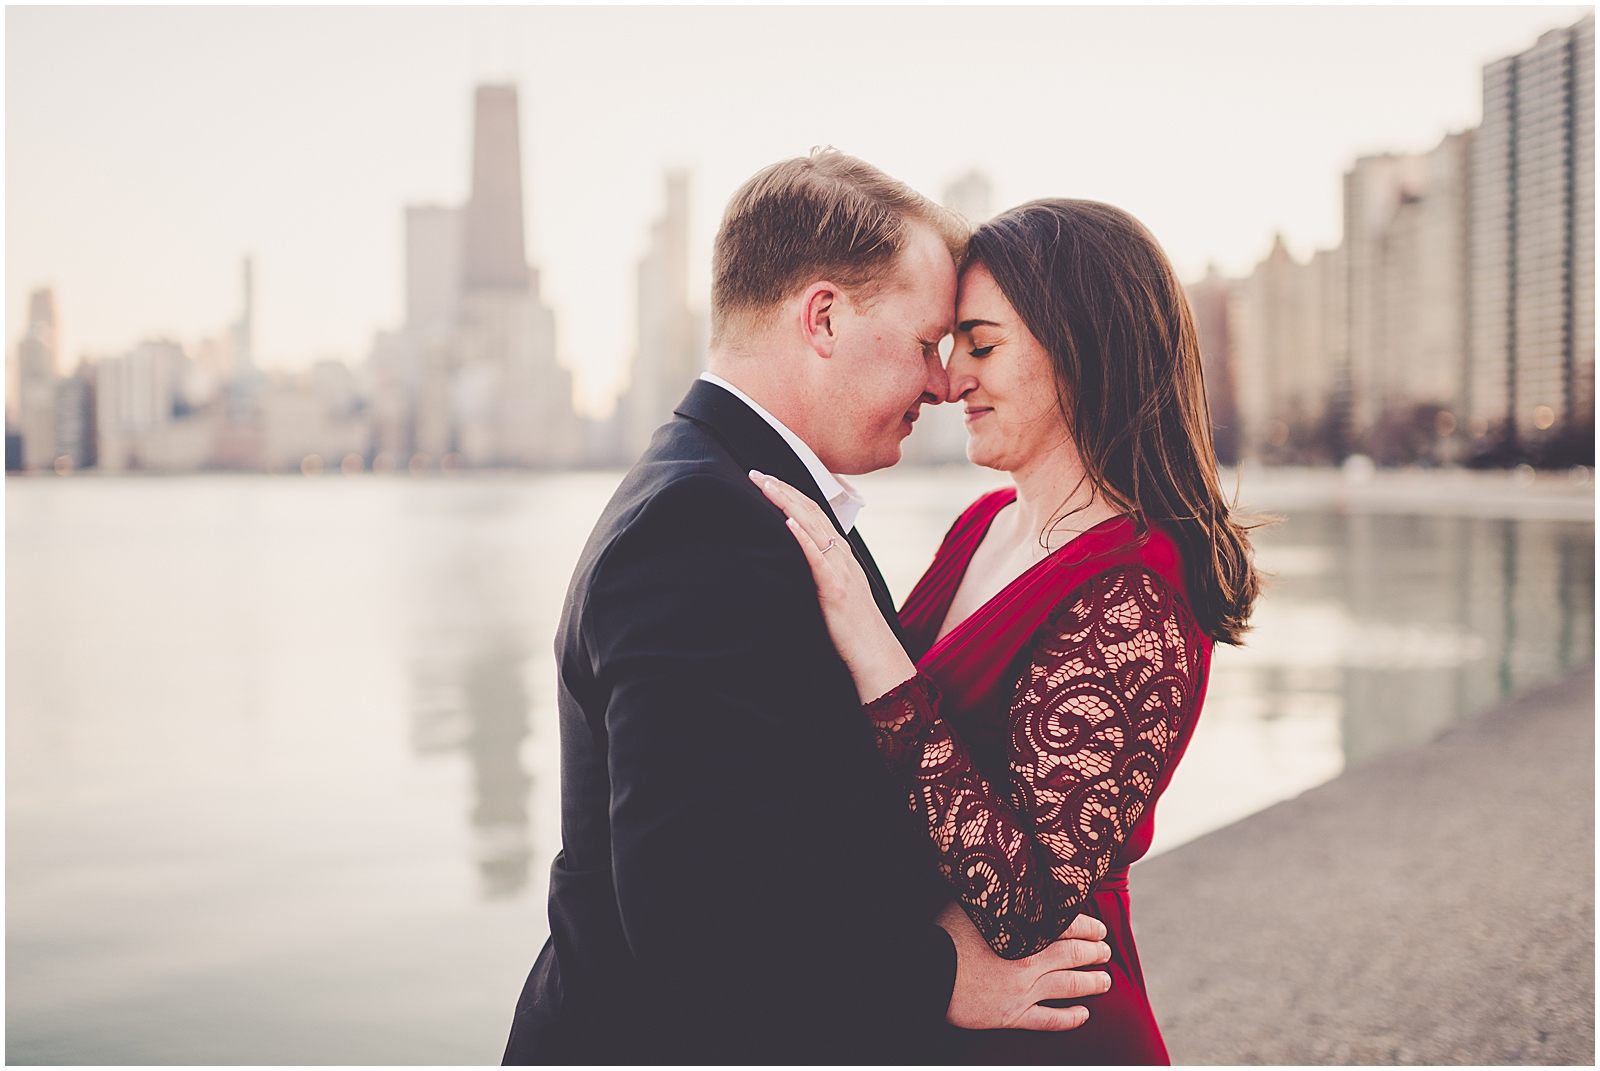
[1205,12,1594,469]
[7,6,1589,416]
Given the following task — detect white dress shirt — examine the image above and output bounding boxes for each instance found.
[698,371,867,533]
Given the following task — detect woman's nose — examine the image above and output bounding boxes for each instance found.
[946,371,977,404]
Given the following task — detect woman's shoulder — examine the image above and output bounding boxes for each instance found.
[1045,520,1197,624]
[932,486,1017,555]
[963,486,1018,524]
[1137,521,1188,587]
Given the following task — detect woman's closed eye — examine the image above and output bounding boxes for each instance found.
[969,345,996,359]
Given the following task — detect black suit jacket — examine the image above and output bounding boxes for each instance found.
[503,379,958,1064]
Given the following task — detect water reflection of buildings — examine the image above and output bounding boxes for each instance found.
[406,496,535,898]
[1252,510,1593,767]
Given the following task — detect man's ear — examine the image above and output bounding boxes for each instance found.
[799,282,841,359]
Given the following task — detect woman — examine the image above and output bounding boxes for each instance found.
[752,199,1259,1064]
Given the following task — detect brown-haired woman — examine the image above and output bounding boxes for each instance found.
[753,199,1259,1063]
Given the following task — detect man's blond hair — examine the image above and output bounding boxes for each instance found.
[710,148,968,345]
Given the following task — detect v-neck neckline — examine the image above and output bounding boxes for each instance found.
[927,491,1129,654]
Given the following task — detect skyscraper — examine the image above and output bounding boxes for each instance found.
[232,258,255,374]
[394,83,579,468]
[1342,151,1427,439]
[406,206,463,341]
[1468,13,1595,454]
[17,288,59,470]
[54,363,96,471]
[621,170,702,461]
[1184,267,1242,466]
[1335,131,1471,460]
[95,339,182,471]
[461,85,530,293]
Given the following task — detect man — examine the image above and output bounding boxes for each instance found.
[504,149,1110,1065]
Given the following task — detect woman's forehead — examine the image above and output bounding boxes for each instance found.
[956,266,1010,325]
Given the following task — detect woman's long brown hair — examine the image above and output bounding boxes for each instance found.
[968,199,1259,644]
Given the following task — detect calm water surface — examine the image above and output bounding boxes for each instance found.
[7,469,1592,1063]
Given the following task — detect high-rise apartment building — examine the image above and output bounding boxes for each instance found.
[620,170,702,461]
[1342,152,1425,438]
[17,288,59,470]
[1337,132,1472,459]
[1391,133,1472,416]
[1469,13,1595,452]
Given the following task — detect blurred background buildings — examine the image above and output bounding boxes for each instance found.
[1201,13,1593,470]
[6,13,1593,476]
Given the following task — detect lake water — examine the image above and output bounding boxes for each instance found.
[7,468,1592,1064]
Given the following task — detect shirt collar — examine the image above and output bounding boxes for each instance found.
[698,371,867,533]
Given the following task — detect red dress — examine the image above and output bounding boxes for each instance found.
[868,489,1213,1065]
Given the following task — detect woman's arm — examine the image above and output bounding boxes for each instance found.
[866,565,1205,959]
[750,471,1205,959]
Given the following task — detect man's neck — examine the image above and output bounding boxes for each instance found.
[704,352,817,450]
[699,367,865,532]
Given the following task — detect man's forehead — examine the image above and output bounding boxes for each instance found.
[905,226,957,303]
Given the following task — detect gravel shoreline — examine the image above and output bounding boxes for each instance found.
[1132,665,1595,1065]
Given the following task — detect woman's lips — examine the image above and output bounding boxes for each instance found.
[964,407,994,423]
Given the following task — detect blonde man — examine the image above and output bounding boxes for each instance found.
[503,150,1109,1064]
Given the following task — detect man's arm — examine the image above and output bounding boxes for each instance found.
[589,473,955,1050]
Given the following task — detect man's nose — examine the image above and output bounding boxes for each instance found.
[945,366,976,404]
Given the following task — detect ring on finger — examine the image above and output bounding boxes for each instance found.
[821,538,838,554]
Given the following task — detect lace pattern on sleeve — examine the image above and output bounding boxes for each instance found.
[864,565,1206,959]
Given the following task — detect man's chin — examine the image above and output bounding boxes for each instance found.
[835,441,904,476]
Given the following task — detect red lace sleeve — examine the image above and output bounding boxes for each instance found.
[864,565,1206,959]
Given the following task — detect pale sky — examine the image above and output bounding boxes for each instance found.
[6,5,1590,415]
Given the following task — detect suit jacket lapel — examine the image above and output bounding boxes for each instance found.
[675,378,908,648]
[846,529,907,647]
